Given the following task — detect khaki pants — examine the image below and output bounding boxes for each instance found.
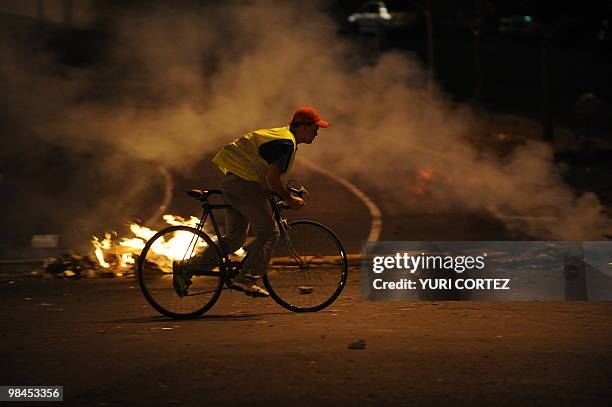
[194,174,279,284]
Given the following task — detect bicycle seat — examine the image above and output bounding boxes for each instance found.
[187,189,222,201]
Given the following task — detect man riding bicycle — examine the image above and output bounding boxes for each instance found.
[174,106,331,297]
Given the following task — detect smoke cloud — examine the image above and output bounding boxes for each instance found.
[1,0,610,242]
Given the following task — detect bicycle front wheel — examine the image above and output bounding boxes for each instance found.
[137,225,224,319]
[264,220,348,312]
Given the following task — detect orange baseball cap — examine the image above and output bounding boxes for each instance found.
[290,106,330,128]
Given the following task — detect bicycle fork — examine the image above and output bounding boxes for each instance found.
[277,218,306,266]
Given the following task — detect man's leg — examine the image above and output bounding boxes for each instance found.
[238,217,279,284]
[185,180,249,269]
[182,205,247,271]
[218,204,249,255]
[173,178,249,295]
[221,176,278,285]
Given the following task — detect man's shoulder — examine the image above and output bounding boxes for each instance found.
[260,138,294,149]
[253,126,293,138]
[258,137,295,171]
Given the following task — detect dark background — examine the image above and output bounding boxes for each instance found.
[1,0,611,255]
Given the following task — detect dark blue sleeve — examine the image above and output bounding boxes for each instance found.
[258,139,294,173]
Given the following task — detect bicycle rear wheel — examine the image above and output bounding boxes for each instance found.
[137,225,224,319]
[264,220,348,312]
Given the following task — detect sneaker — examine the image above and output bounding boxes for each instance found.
[172,260,192,297]
[230,280,270,298]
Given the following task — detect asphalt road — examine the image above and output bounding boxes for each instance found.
[2,9,611,405]
[1,273,611,406]
[2,156,611,406]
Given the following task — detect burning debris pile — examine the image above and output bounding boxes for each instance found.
[35,214,214,278]
[32,252,103,279]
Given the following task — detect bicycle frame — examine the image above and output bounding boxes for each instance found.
[186,194,306,272]
[270,199,307,266]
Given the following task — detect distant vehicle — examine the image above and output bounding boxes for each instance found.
[498,15,541,39]
[347,1,392,34]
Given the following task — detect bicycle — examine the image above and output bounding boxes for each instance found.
[137,184,349,319]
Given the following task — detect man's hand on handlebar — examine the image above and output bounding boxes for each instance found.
[266,165,307,210]
[287,194,305,210]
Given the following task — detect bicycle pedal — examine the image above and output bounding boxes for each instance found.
[229,284,245,292]
[244,291,267,298]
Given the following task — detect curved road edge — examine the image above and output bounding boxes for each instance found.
[297,157,382,247]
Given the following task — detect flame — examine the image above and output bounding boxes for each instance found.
[121,253,135,266]
[162,214,201,227]
[92,233,112,268]
[417,168,434,181]
[410,167,437,196]
[126,224,156,241]
[90,214,244,275]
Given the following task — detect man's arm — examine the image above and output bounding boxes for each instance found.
[266,164,304,210]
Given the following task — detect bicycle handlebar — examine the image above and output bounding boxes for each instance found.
[274,185,308,210]
[288,186,306,197]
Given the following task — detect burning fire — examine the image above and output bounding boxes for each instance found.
[91,214,244,275]
[411,167,437,196]
[92,233,112,268]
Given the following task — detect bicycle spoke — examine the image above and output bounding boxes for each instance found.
[138,226,224,318]
[264,221,348,312]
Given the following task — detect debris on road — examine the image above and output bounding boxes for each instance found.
[348,339,367,350]
[29,252,137,279]
[298,286,314,294]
